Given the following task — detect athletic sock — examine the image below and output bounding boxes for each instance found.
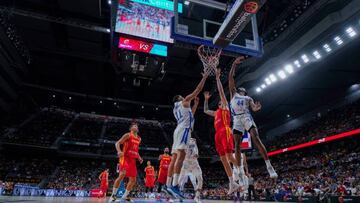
[111,187,118,196]
[172,174,179,186]
[166,176,172,187]
[265,159,272,168]
[122,190,130,198]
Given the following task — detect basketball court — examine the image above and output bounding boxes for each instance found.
[0,196,285,203]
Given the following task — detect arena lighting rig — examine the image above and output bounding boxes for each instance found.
[255,23,358,94]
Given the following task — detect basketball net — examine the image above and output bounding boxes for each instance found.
[197,45,222,76]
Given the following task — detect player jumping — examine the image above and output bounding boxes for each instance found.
[178,138,203,203]
[228,57,277,179]
[203,68,240,194]
[167,71,209,198]
[110,122,143,202]
[144,161,156,199]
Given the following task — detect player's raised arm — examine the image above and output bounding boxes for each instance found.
[228,56,244,99]
[203,91,215,117]
[183,72,209,104]
[249,97,261,112]
[115,133,130,157]
[191,97,200,114]
[215,68,228,107]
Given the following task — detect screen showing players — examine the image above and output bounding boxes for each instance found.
[115,0,178,43]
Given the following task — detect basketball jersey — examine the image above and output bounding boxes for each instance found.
[173,101,193,129]
[145,166,155,177]
[230,93,253,115]
[185,139,198,160]
[214,108,231,131]
[159,154,171,169]
[123,133,141,159]
[100,171,108,182]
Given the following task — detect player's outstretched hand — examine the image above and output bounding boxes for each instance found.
[232,56,245,67]
[194,97,200,104]
[117,151,123,158]
[203,91,211,100]
[254,101,262,111]
[138,156,143,164]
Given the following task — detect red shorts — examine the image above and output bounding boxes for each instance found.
[119,156,137,177]
[100,181,108,192]
[215,127,234,156]
[145,176,155,187]
[157,168,168,184]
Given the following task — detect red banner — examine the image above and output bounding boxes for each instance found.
[119,37,154,54]
[268,128,360,156]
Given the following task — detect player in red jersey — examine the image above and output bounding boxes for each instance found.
[203,69,240,195]
[144,161,156,199]
[110,122,143,202]
[157,147,171,197]
[98,169,109,198]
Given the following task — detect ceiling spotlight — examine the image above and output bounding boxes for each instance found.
[156,107,159,111]
[287,114,290,118]
[184,0,190,5]
[269,74,277,82]
[261,84,266,89]
[141,105,144,109]
[106,28,110,33]
[99,100,103,104]
[265,78,272,85]
[108,0,111,5]
[294,60,301,68]
[334,36,343,45]
[68,96,72,100]
[52,95,56,98]
[284,64,294,74]
[277,70,287,79]
[256,87,262,93]
[312,50,321,59]
[114,102,117,105]
[346,27,357,38]
[301,54,309,63]
[323,44,332,52]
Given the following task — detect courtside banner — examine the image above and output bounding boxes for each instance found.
[213,0,266,47]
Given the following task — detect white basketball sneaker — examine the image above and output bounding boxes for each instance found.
[267,165,278,179]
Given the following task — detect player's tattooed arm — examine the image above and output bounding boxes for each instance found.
[249,97,262,112]
[203,91,215,117]
[115,133,130,157]
[215,68,228,107]
[228,56,244,99]
[191,97,200,114]
[183,71,209,106]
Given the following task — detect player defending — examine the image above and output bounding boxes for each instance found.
[167,72,209,198]
[144,161,156,199]
[203,68,240,194]
[178,138,203,203]
[110,123,143,202]
[156,147,171,199]
[228,57,277,179]
[99,169,109,198]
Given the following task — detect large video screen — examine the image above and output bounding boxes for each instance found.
[115,0,176,43]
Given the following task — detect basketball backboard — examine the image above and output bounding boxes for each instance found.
[171,0,264,57]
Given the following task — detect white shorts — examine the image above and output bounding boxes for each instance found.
[233,114,257,134]
[180,159,202,176]
[171,126,191,154]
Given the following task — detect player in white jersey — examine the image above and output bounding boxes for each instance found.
[179,138,203,203]
[228,57,277,179]
[166,72,208,199]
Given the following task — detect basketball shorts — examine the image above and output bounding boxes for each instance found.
[119,156,137,177]
[215,127,234,156]
[233,114,257,134]
[145,176,155,188]
[100,181,108,191]
[157,168,168,184]
[171,126,191,154]
[180,159,202,177]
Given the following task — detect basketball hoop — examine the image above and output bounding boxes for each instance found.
[197,45,222,76]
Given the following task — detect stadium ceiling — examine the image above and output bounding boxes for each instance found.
[0,0,359,128]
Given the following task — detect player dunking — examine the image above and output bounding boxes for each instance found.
[178,138,203,203]
[144,161,155,199]
[110,123,143,202]
[166,72,209,198]
[99,169,109,198]
[156,147,171,200]
[228,57,277,179]
[203,69,240,194]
